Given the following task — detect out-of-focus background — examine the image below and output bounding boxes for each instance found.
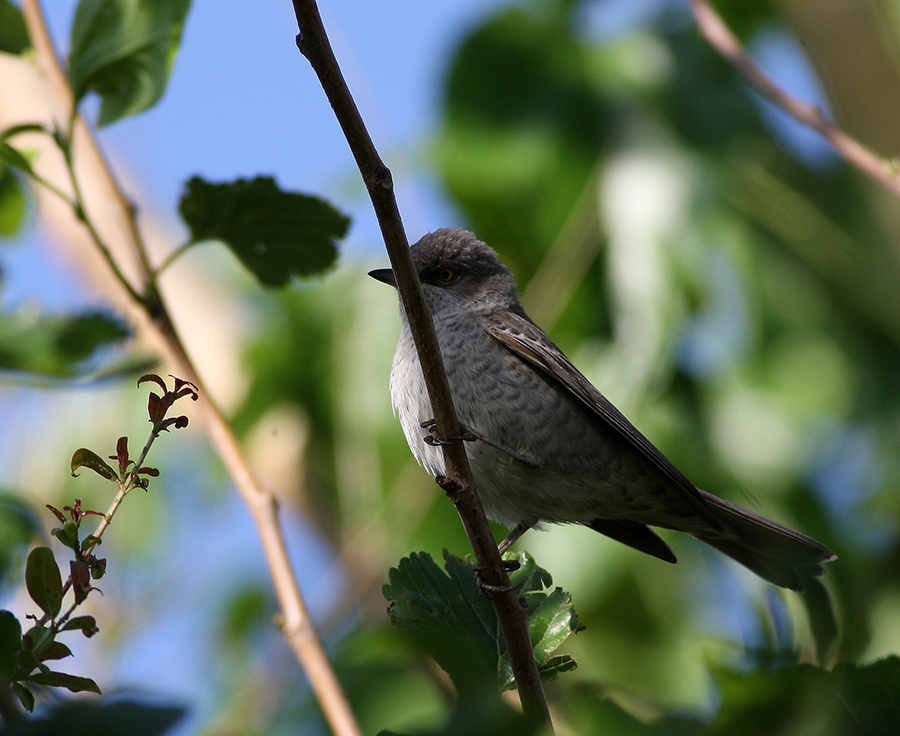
[2,0,900,734]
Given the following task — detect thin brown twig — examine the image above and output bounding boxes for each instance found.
[689,0,900,198]
[289,0,551,725]
[18,3,361,735]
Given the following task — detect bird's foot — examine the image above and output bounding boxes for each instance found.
[473,560,521,598]
[420,418,477,446]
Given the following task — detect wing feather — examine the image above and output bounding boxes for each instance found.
[484,311,724,531]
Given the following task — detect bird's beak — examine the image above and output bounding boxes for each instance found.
[368,268,396,287]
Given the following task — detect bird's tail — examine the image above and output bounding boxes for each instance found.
[692,491,836,592]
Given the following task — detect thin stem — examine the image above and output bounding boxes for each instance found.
[291,0,551,725]
[689,0,900,198]
[151,240,198,284]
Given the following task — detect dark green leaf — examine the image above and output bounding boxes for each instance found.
[13,681,35,712]
[178,176,348,287]
[21,625,47,652]
[52,524,80,551]
[37,641,73,662]
[0,609,22,682]
[63,615,99,637]
[24,547,63,619]
[383,550,579,693]
[27,669,102,694]
[0,0,29,54]
[71,448,119,481]
[67,0,192,126]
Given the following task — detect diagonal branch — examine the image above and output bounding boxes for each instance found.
[19,3,361,735]
[689,0,900,198]
[289,0,551,724]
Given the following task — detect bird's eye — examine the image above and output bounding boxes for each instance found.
[438,268,454,283]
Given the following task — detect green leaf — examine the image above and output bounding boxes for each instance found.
[67,0,192,127]
[0,166,27,237]
[178,176,348,287]
[63,615,99,637]
[0,307,130,378]
[27,669,102,694]
[37,641,73,662]
[13,681,35,712]
[25,547,63,619]
[0,609,22,682]
[71,448,119,481]
[383,550,579,693]
[0,141,36,177]
[498,551,580,688]
[0,0,29,55]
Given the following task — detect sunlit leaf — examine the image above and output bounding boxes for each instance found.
[0,168,26,237]
[67,0,192,126]
[384,550,579,692]
[178,176,348,287]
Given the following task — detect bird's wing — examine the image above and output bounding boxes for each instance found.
[484,311,724,531]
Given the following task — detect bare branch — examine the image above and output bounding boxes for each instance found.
[689,0,900,198]
[290,0,551,724]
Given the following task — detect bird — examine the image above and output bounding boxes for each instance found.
[369,227,835,591]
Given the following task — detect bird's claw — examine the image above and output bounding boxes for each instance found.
[420,418,476,445]
[473,560,520,598]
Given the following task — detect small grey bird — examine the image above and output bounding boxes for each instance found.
[370,227,835,591]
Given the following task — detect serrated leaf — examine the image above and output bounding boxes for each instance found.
[25,547,63,619]
[71,448,119,481]
[0,609,22,682]
[67,0,192,127]
[27,669,102,694]
[178,176,348,287]
[384,550,579,693]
